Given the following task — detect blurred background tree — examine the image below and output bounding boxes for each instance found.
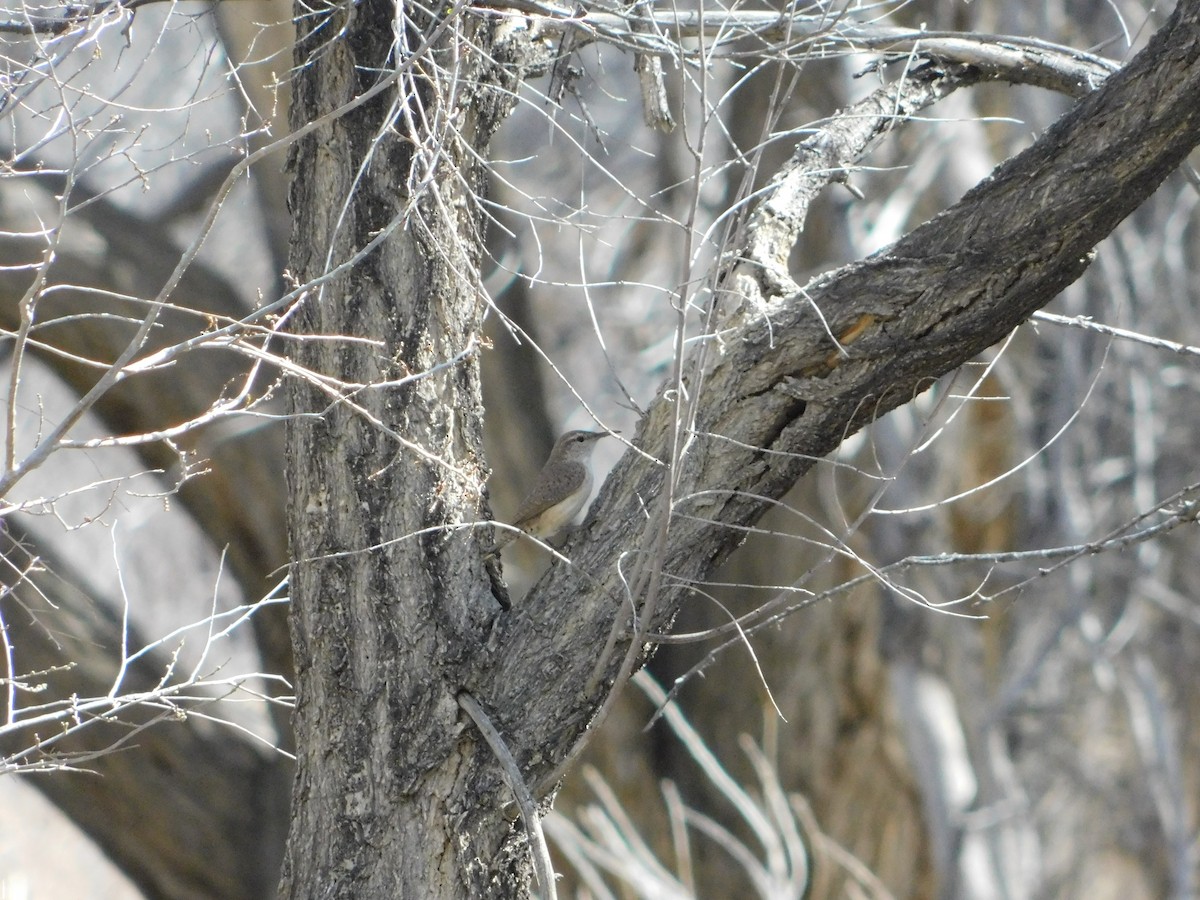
[0,0,1197,896]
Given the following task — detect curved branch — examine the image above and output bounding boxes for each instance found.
[458,690,558,899]
[473,1,1117,97]
[475,0,1200,795]
[0,169,294,707]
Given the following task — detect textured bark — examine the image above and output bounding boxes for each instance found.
[278,1,533,896]
[475,0,1200,802]
[277,0,1200,898]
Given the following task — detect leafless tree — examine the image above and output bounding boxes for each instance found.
[1,0,1198,897]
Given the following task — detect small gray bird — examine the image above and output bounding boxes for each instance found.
[491,430,607,553]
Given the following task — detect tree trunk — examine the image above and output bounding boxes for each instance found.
[278,1,536,895]
[277,0,1200,896]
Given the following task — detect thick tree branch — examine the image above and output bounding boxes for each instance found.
[474,1,1117,96]
[477,0,1200,795]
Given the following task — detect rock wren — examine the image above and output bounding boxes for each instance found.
[491,430,607,552]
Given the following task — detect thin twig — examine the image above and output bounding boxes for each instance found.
[457,690,558,899]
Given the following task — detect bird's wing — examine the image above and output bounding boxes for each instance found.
[511,461,586,526]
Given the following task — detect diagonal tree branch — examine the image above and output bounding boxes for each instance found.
[475,0,1200,795]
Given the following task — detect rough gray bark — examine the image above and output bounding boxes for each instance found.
[278,1,536,896]
[475,0,1200,808]
[277,2,1199,899]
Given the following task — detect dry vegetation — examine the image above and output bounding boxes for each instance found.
[0,0,1198,896]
